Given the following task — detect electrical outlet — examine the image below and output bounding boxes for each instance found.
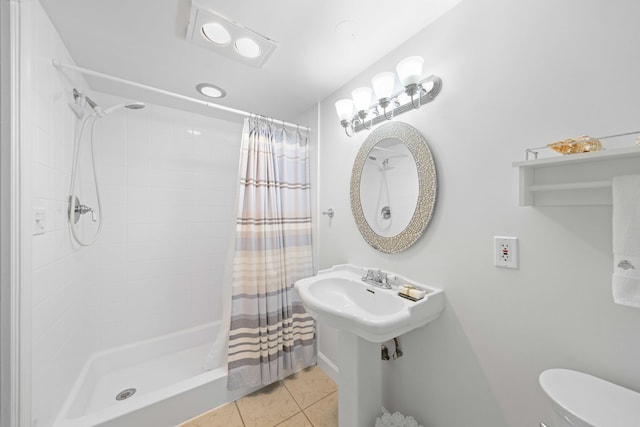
[494,236,518,269]
[34,208,46,235]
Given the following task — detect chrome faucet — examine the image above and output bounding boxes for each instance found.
[361,269,391,289]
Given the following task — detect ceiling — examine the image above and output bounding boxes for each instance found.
[40,0,462,124]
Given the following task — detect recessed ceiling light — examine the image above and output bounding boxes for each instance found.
[196,83,227,99]
[201,22,231,45]
[234,37,261,59]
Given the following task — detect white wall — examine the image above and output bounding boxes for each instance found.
[23,1,242,425]
[317,0,640,426]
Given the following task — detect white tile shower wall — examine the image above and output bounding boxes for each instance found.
[25,2,242,425]
[86,92,242,351]
[25,1,94,426]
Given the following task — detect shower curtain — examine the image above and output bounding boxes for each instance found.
[226,117,316,390]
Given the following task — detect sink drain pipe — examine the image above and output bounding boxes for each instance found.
[381,337,403,360]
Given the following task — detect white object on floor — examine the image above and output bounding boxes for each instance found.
[612,175,640,308]
[375,407,424,427]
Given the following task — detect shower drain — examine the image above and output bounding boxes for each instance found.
[115,388,136,401]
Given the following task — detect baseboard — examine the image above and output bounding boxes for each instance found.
[317,351,339,385]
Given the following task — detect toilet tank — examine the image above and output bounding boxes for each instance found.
[539,369,640,427]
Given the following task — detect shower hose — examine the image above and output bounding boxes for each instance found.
[69,112,103,246]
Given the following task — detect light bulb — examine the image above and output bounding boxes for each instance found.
[396,56,424,86]
[352,87,373,113]
[234,38,261,58]
[371,72,396,101]
[201,22,231,45]
[335,99,354,121]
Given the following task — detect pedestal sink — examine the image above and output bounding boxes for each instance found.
[294,264,444,427]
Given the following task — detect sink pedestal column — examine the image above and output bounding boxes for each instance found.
[338,331,382,427]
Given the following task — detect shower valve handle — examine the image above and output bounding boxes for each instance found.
[76,204,96,221]
[70,196,97,223]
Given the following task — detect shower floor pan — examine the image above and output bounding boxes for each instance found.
[54,321,252,427]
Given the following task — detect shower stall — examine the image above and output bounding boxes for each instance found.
[5,2,315,426]
[50,89,251,426]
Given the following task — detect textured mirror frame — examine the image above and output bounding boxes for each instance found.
[350,122,437,253]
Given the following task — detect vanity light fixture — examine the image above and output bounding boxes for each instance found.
[334,55,442,136]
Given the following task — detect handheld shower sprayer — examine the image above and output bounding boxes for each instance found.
[102,102,146,116]
[68,93,146,246]
[85,97,145,117]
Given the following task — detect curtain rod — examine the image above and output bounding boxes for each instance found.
[52,60,311,132]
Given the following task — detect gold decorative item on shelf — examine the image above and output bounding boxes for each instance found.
[524,130,640,160]
[547,135,602,155]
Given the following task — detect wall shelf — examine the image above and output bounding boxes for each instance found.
[513,146,640,206]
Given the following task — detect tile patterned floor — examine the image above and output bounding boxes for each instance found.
[179,366,338,427]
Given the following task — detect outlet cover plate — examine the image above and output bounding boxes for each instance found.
[494,236,518,269]
[34,208,46,235]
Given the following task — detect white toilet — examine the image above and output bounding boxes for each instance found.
[539,368,640,427]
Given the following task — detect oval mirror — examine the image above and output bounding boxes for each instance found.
[350,122,436,253]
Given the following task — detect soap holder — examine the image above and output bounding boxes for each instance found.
[398,292,422,302]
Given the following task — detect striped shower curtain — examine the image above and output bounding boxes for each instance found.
[227,117,316,390]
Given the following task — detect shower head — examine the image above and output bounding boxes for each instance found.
[85,96,145,118]
[125,102,145,110]
[101,102,146,116]
[368,155,392,170]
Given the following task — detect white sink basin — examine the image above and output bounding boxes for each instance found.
[294,264,444,343]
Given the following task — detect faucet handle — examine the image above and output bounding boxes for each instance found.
[363,269,378,280]
[378,270,387,282]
